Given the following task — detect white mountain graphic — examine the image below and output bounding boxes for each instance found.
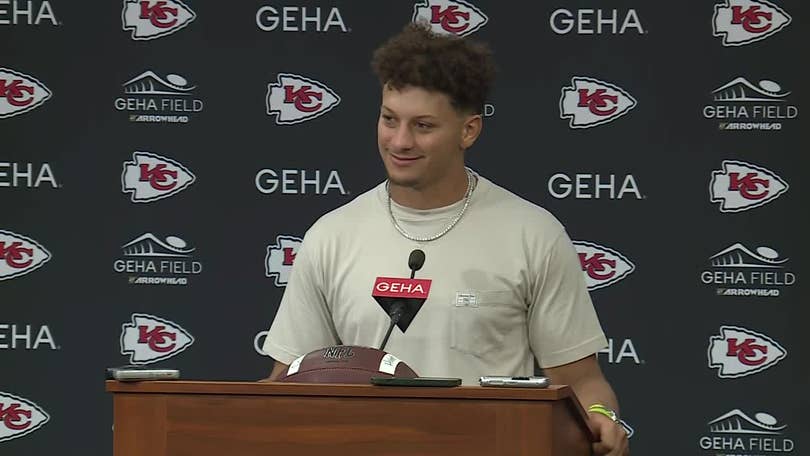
[709,243,787,268]
[712,77,790,102]
[708,409,786,435]
[121,233,194,257]
[123,71,195,96]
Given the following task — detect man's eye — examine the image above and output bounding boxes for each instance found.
[417,122,433,129]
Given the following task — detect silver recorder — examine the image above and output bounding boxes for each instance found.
[108,366,180,382]
[479,376,550,388]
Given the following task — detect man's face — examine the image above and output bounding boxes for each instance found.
[377,84,471,190]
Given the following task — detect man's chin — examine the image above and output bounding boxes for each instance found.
[383,163,421,187]
[386,174,422,189]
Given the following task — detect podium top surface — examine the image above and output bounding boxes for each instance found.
[106,380,575,401]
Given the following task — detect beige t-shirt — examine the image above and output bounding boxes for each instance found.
[264,172,607,385]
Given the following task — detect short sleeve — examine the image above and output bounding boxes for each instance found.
[527,229,607,368]
[262,229,340,364]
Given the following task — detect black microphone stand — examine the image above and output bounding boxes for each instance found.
[378,250,425,351]
[379,305,403,351]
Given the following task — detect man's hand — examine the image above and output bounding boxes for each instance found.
[258,360,289,382]
[543,355,628,454]
[588,412,629,455]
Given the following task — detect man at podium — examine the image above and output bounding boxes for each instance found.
[262,22,629,456]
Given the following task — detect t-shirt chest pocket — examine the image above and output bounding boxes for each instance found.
[449,290,525,359]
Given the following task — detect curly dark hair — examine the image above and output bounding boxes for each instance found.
[371,22,496,114]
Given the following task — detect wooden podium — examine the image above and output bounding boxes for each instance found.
[106,380,594,455]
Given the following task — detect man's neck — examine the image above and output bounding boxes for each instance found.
[388,169,471,210]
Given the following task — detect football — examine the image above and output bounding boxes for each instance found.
[276,345,418,384]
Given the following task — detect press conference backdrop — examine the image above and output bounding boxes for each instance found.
[2,0,807,454]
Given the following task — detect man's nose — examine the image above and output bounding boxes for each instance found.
[388,124,414,150]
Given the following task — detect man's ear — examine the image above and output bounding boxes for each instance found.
[460,114,483,149]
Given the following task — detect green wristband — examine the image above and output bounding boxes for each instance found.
[588,403,619,423]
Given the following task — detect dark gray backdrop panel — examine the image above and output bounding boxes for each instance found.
[2,0,807,454]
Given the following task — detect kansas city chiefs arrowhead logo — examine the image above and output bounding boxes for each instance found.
[0,68,52,119]
[120,313,194,364]
[122,151,196,203]
[0,230,51,281]
[122,0,196,41]
[265,235,302,287]
[412,0,488,37]
[0,392,50,443]
[266,73,340,125]
[710,160,788,213]
[708,325,786,378]
[573,241,635,291]
[560,77,637,129]
[713,0,791,46]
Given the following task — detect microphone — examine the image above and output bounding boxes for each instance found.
[375,250,431,351]
[408,249,425,279]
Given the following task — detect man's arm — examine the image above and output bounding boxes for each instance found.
[258,360,289,382]
[543,354,628,455]
[259,227,342,383]
[544,354,618,412]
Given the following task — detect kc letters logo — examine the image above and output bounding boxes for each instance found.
[713,0,791,46]
[573,241,635,291]
[0,392,50,442]
[265,235,302,287]
[701,243,795,297]
[122,152,196,202]
[113,233,202,285]
[0,230,51,281]
[413,0,488,37]
[560,77,636,128]
[0,68,52,119]
[708,326,786,378]
[120,313,194,364]
[710,160,788,212]
[700,409,794,454]
[266,73,340,125]
[704,77,797,131]
[122,0,196,40]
